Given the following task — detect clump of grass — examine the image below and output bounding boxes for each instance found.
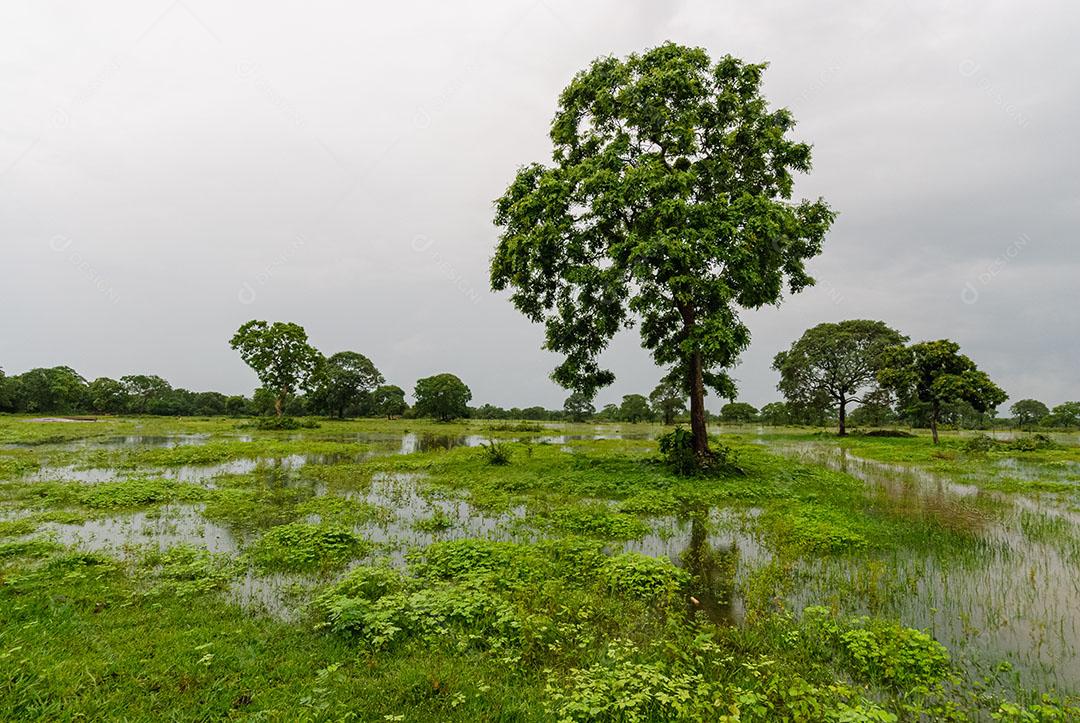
[139,544,239,597]
[246,522,368,572]
[801,606,951,688]
[480,439,512,465]
[76,477,207,510]
[543,506,650,540]
[413,507,455,533]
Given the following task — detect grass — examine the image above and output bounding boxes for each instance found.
[0,415,1078,719]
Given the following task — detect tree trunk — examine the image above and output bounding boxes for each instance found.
[275,390,284,418]
[838,396,847,436]
[688,350,710,457]
[930,404,939,444]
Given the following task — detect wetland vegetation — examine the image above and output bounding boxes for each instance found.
[2,415,1078,720]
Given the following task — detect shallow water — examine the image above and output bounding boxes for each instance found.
[761,440,1080,694]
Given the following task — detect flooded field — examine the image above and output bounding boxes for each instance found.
[2,417,1078,719]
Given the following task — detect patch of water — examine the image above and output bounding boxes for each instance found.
[762,440,1080,694]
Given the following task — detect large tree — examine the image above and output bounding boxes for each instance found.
[720,401,758,423]
[371,384,408,419]
[229,321,322,417]
[877,340,1007,444]
[618,394,652,423]
[9,366,88,413]
[87,377,128,414]
[1010,399,1048,430]
[773,320,907,436]
[490,43,833,459]
[758,401,790,426]
[310,351,384,418]
[1046,401,1080,428]
[120,374,173,414]
[413,374,472,422]
[563,392,595,422]
[649,379,688,425]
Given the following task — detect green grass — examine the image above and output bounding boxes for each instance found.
[0,416,1077,719]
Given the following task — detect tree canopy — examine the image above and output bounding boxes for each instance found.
[310,351,384,418]
[618,394,652,423]
[490,42,834,458]
[413,374,472,422]
[371,385,408,419]
[649,379,688,425]
[229,320,322,417]
[720,401,758,423]
[563,392,595,422]
[1010,399,1049,430]
[877,340,1007,443]
[773,320,907,435]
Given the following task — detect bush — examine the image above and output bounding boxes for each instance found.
[480,439,512,465]
[658,427,697,475]
[246,522,367,571]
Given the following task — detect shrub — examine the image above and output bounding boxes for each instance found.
[480,439,512,465]
[246,522,367,571]
[598,553,689,605]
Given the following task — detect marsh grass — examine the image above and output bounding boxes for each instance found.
[0,417,1078,719]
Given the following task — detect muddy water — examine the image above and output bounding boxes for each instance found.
[763,441,1080,694]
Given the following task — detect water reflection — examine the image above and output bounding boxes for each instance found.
[681,516,741,625]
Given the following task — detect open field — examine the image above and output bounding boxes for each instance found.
[1,415,1078,721]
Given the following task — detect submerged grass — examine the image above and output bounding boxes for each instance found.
[0,416,1077,719]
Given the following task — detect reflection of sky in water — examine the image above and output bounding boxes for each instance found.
[759,438,1080,694]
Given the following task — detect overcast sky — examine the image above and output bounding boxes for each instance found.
[2,1,1077,410]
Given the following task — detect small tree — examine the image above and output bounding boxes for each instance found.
[229,321,322,418]
[877,340,1006,444]
[618,394,652,423]
[309,351,384,418]
[413,374,472,422]
[563,392,595,422]
[720,402,758,423]
[371,385,407,419]
[1010,399,1049,430]
[490,43,834,460]
[649,379,688,425]
[773,320,907,436]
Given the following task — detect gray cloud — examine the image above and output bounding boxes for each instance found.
[2,1,1077,409]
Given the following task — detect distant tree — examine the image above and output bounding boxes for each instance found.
[1010,399,1049,430]
[563,392,595,423]
[120,374,172,414]
[846,388,898,428]
[520,406,548,421]
[596,403,620,422]
[370,385,407,419]
[649,380,688,426]
[413,374,471,422]
[490,43,834,460]
[230,321,321,418]
[87,377,128,414]
[773,320,907,436]
[193,391,228,416]
[10,367,88,413]
[878,340,1007,444]
[720,402,758,423]
[309,351,384,418]
[0,367,9,412]
[224,395,252,417]
[474,403,511,420]
[758,401,791,426]
[617,394,652,424]
[1045,401,1080,428]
